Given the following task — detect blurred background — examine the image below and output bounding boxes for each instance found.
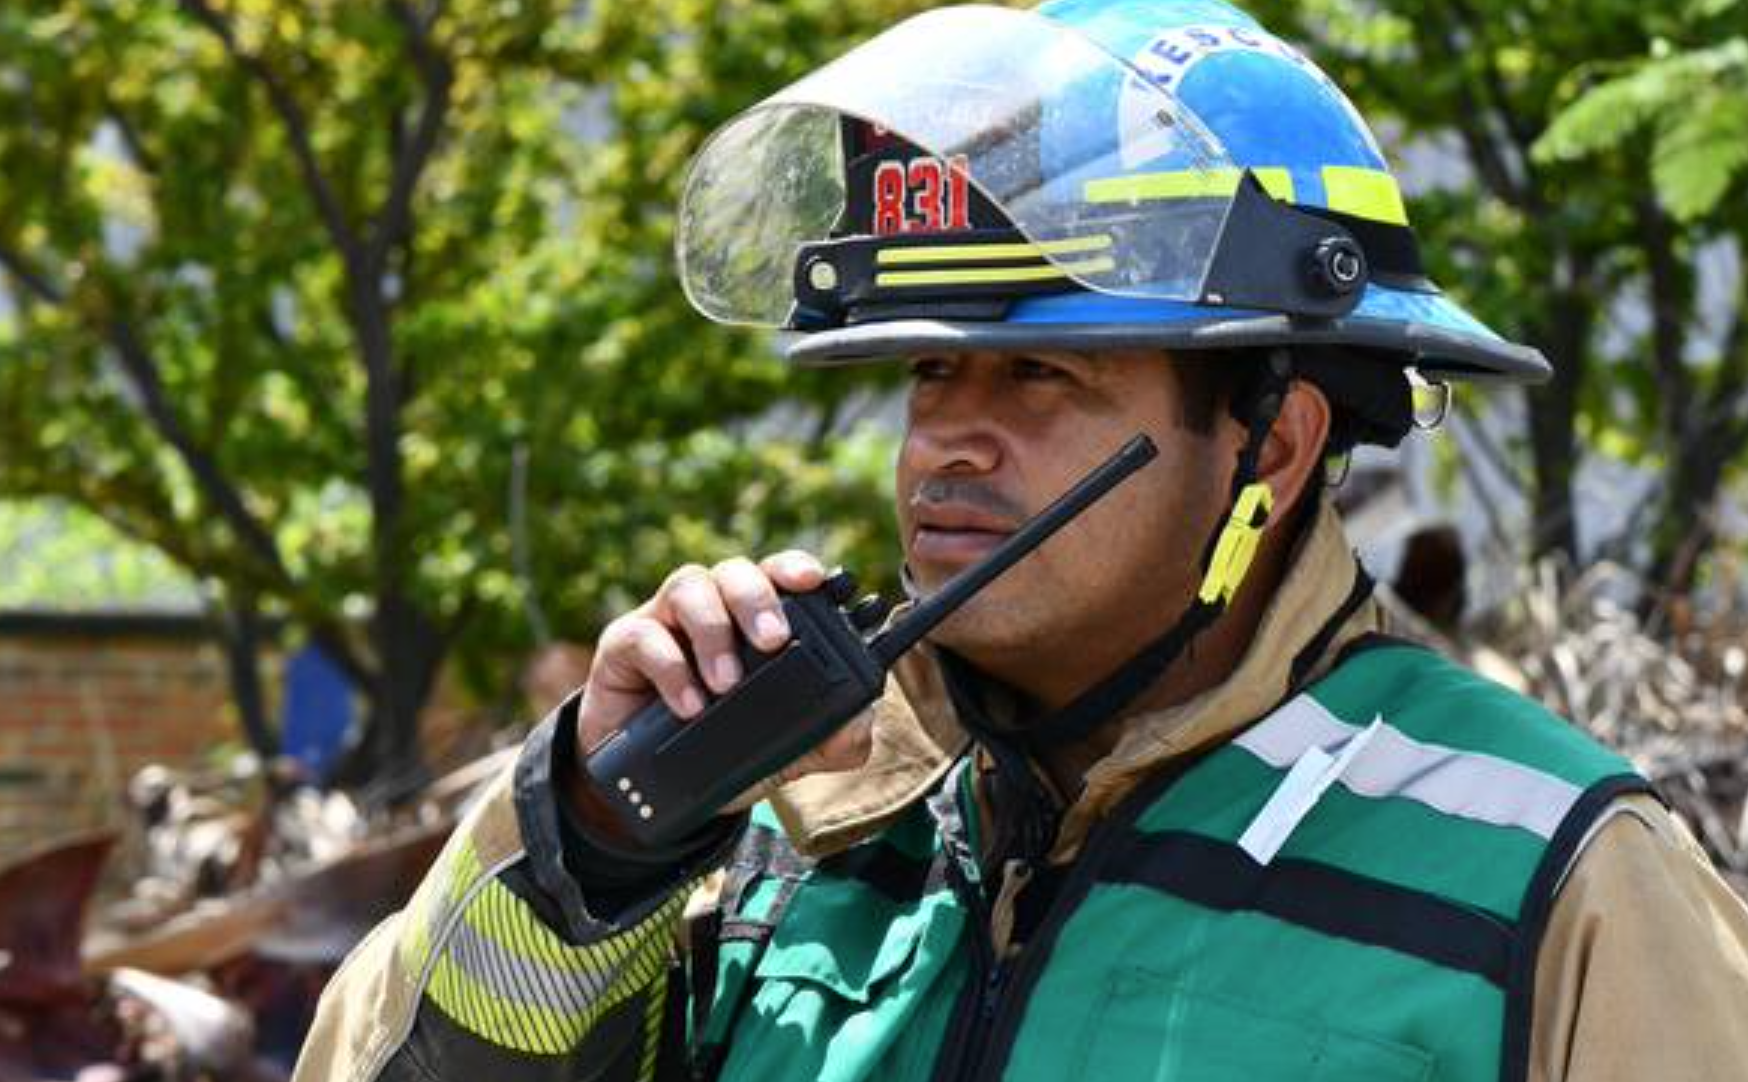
[1,0,1746,1077]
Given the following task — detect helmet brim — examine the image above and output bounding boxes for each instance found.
[787,288,1549,384]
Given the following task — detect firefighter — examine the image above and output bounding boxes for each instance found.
[295,3,1748,1080]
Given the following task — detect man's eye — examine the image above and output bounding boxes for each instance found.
[1012,356,1069,381]
[909,357,952,381]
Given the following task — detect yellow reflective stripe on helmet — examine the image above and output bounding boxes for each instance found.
[876,256,1116,288]
[1322,166,1409,226]
[876,234,1113,266]
[1085,165,1409,227]
[423,877,686,1055]
[1198,481,1276,606]
[1083,167,1295,205]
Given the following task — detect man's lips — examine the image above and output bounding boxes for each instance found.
[909,503,1019,565]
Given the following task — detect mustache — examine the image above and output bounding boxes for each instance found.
[909,477,1029,526]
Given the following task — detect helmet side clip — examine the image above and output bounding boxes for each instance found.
[1197,170,1369,320]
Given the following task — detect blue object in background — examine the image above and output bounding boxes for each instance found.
[279,644,355,784]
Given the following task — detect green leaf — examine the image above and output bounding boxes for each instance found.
[1653,94,1748,218]
[1537,64,1680,162]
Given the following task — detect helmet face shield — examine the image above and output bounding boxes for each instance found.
[676,5,1242,327]
[676,0,1550,387]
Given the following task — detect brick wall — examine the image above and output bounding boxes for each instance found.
[0,613,510,870]
[0,614,237,865]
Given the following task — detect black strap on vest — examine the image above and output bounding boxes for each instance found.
[815,834,952,901]
[1100,752,1661,1082]
[1104,828,1515,988]
[686,818,954,1081]
[1499,772,1661,1082]
[686,823,811,1081]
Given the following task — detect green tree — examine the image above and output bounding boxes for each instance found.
[0,499,198,608]
[1533,0,1748,589]
[0,0,923,791]
[1250,0,1748,592]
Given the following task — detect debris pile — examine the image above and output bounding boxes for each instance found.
[0,740,517,1082]
[1387,559,1748,895]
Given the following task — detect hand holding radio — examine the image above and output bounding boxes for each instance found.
[573,551,874,816]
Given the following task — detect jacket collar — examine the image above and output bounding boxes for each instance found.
[1052,498,1377,859]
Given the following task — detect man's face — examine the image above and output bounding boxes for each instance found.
[896,349,1237,672]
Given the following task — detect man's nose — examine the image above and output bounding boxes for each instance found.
[907,382,1005,475]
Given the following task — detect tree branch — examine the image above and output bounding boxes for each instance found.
[176,0,364,264]
[106,104,161,177]
[1713,251,1748,396]
[1451,400,1530,497]
[1447,411,1517,557]
[1447,0,1543,160]
[102,318,286,573]
[1702,254,1748,446]
[1421,2,1545,213]
[1410,19,1527,207]
[0,245,68,306]
[372,0,453,300]
[1637,196,1695,434]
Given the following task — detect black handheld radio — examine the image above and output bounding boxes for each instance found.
[583,434,1159,847]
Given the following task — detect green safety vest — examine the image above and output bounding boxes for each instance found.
[694,642,1650,1082]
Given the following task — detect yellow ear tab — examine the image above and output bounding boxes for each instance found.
[1197,482,1276,606]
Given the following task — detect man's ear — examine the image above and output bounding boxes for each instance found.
[1258,379,1332,517]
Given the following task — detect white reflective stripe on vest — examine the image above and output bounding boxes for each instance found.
[1234,694,1583,840]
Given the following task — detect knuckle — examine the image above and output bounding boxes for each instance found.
[621,619,677,664]
[766,548,820,569]
[713,558,767,595]
[662,563,711,595]
[761,550,825,588]
[597,615,641,655]
[713,555,759,577]
[683,609,734,647]
[718,560,776,602]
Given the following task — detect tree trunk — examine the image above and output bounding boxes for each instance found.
[1523,256,1598,569]
[324,601,448,803]
[1650,418,1745,597]
[368,599,447,803]
[214,595,277,765]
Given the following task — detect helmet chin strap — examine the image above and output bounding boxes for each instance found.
[943,347,1294,760]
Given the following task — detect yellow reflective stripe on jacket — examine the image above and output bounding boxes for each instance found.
[423,877,686,1055]
[400,835,483,977]
[639,967,668,1080]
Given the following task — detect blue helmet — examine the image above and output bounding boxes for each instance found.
[677,0,1547,442]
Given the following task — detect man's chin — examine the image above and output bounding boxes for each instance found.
[918,602,1033,662]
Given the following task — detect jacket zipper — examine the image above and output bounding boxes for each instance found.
[926,861,1000,1082]
[934,758,1200,1082]
[958,821,1126,1080]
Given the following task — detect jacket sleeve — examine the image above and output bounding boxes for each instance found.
[292,695,744,1082]
[1529,793,1748,1082]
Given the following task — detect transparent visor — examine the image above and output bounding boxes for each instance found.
[677,5,1238,327]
